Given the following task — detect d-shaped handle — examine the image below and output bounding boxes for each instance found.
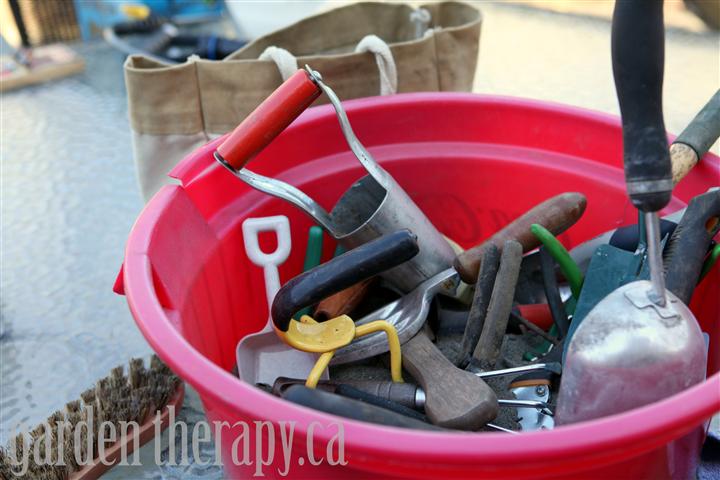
[271,230,419,332]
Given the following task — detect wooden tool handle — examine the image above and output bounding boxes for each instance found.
[314,278,376,321]
[454,192,587,283]
[402,330,498,430]
[671,89,720,184]
[215,69,321,170]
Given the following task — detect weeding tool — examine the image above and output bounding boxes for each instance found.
[235,216,325,385]
[271,230,419,387]
[557,0,707,424]
[215,67,455,294]
[453,192,586,284]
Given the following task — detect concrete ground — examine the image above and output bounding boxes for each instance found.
[1,2,718,478]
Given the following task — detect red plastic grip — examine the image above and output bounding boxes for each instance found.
[216,70,321,170]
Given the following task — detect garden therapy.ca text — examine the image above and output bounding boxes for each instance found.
[5,406,347,477]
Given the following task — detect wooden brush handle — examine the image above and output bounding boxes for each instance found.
[314,278,375,320]
[454,192,587,283]
[402,330,498,430]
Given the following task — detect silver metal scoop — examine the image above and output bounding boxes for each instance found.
[330,267,460,365]
[556,214,706,424]
[229,67,455,293]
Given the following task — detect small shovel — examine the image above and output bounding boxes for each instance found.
[557,0,707,424]
[235,216,327,385]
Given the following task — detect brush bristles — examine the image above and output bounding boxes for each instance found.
[0,356,180,479]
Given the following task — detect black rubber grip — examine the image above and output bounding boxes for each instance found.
[665,189,720,304]
[282,385,441,431]
[609,219,678,252]
[271,230,419,331]
[675,89,720,159]
[334,385,428,421]
[611,0,672,212]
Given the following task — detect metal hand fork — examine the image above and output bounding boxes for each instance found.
[329,267,460,365]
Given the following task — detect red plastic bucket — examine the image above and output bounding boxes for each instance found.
[116,93,720,479]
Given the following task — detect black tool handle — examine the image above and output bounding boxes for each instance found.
[271,230,419,331]
[665,189,720,304]
[609,219,678,252]
[539,247,569,340]
[675,89,720,159]
[282,385,442,431]
[271,377,421,410]
[612,0,672,212]
[334,385,427,421]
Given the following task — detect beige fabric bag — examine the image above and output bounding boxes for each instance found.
[125,1,482,200]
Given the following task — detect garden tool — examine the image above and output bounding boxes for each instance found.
[569,88,720,273]
[270,230,419,387]
[539,246,569,339]
[316,234,467,323]
[329,266,461,365]
[569,210,682,274]
[235,216,326,385]
[664,188,720,304]
[214,67,455,294]
[281,385,442,431]
[401,325,498,430]
[296,226,324,319]
[313,278,376,321]
[467,241,524,372]
[457,244,500,368]
[556,0,707,425]
[454,192,587,284]
[669,89,720,184]
[271,362,560,411]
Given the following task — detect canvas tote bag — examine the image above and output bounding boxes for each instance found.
[124,1,482,200]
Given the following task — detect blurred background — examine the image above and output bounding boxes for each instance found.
[1,1,718,478]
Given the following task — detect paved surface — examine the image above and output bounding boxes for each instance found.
[1,3,718,478]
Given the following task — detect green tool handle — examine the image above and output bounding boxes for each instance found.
[699,244,720,283]
[675,90,720,161]
[296,226,324,318]
[530,224,584,299]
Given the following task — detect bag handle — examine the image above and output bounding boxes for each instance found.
[259,37,399,95]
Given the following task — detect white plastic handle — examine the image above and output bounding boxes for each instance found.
[242,216,292,308]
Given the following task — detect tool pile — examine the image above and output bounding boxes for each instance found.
[218,2,719,434]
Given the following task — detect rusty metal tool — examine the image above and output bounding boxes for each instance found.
[468,240,524,372]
